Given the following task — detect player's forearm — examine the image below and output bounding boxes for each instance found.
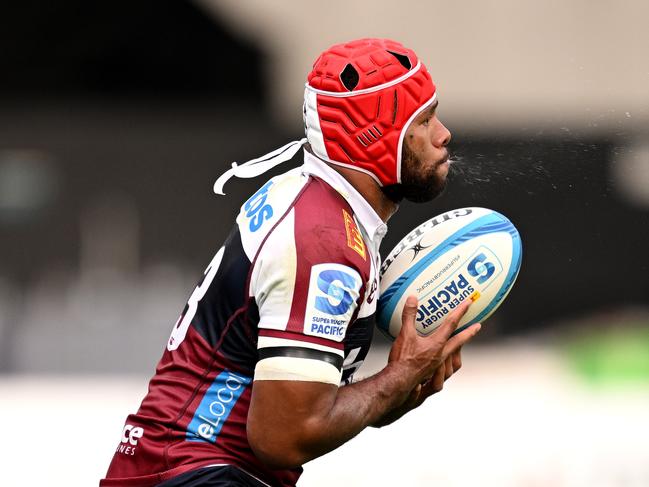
[369,387,420,428]
[250,362,418,469]
[294,361,418,463]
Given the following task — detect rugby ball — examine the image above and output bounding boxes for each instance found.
[377,207,522,339]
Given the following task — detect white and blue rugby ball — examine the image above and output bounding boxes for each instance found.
[377,207,522,339]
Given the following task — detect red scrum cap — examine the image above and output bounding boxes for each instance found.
[303,38,437,186]
[213,38,437,196]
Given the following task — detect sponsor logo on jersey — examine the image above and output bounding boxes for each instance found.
[304,263,362,342]
[116,424,144,456]
[187,370,251,444]
[342,209,366,260]
[243,180,274,232]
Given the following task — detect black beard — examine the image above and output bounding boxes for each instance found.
[381,144,448,203]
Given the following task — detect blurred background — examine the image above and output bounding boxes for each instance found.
[1,1,648,485]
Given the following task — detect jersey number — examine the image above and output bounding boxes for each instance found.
[167,247,225,351]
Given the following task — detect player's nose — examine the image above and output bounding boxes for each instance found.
[432,119,452,148]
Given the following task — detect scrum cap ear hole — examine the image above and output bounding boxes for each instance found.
[340,63,360,91]
[387,50,412,70]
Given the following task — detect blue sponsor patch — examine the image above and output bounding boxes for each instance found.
[186,370,251,443]
[304,263,362,342]
[243,181,274,232]
[315,269,359,315]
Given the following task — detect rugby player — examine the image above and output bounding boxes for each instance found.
[101,38,481,487]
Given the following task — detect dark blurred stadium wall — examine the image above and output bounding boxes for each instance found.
[0,1,647,373]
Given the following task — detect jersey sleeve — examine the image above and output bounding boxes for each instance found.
[249,195,368,385]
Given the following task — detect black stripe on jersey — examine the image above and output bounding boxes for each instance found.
[191,226,258,371]
[258,346,344,371]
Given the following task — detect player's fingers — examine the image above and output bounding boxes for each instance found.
[433,299,472,341]
[452,349,462,372]
[406,383,423,407]
[418,378,438,401]
[399,295,419,336]
[444,355,454,380]
[431,361,445,392]
[442,322,481,357]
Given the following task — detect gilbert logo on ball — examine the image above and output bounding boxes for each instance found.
[377,208,522,339]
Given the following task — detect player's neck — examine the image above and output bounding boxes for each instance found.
[325,163,399,223]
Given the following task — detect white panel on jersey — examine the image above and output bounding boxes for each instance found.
[303,263,362,343]
[250,209,297,331]
[257,336,344,357]
[237,167,307,262]
[254,356,341,385]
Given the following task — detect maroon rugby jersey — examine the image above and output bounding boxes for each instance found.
[101,151,386,486]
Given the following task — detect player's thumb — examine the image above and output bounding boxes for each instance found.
[400,295,419,334]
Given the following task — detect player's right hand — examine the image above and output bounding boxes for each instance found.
[387,295,481,391]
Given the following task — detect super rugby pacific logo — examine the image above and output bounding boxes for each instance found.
[304,263,362,342]
[467,252,496,284]
[416,249,500,332]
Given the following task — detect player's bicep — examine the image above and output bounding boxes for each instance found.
[249,378,336,426]
[247,377,337,468]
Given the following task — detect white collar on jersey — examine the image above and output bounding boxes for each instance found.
[302,150,387,243]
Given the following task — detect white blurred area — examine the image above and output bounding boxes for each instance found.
[2,345,648,487]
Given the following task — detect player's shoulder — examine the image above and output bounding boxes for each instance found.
[292,175,370,269]
[236,166,306,234]
[235,163,370,273]
[295,175,352,221]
